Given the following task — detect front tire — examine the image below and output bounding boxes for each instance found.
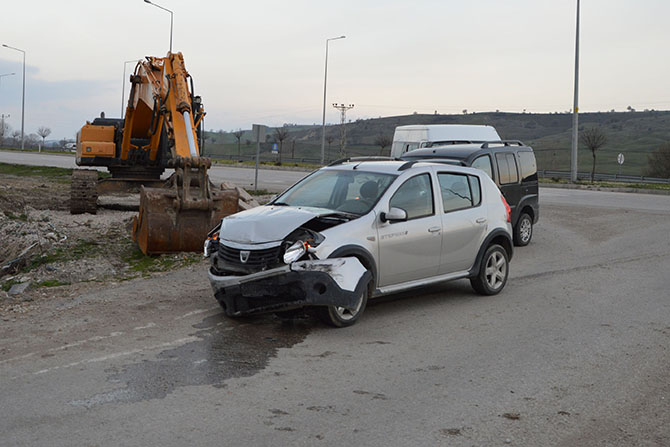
[316,282,369,328]
[513,212,533,246]
[470,244,509,295]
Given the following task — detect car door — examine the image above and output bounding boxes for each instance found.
[437,172,489,273]
[377,173,442,286]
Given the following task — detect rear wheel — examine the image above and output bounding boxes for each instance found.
[470,244,509,295]
[317,282,369,328]
[513,212,533,246]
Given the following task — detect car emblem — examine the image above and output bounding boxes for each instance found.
[239,250,250,263]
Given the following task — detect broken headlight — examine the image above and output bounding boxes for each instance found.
[283,241,307,264]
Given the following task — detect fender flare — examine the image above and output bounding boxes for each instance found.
[468,229,513,278]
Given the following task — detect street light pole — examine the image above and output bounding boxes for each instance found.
[121,60,139,118]
[2,44,26,150]
[570,0,580,182]
[0,73,15,102]
[320,35,345,165]
[144,0,174,54]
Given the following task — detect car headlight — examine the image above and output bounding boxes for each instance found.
[283,241,307,264]
[204,233,219,258]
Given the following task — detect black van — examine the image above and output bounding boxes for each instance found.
[401,141,539,246]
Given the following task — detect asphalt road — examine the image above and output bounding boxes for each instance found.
[1,150,670,445]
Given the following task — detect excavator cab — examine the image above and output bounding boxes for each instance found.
[73,52,239,254]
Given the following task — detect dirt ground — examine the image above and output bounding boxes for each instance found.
[0,173,270,317]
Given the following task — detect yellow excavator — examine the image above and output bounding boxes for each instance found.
[72,52,238,254]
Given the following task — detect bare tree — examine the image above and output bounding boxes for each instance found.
[37,126,52,150]
[0,121,11,146]
[273,126,289,164]
[645,142,670,178]
[580,127,607,183]
[374,134,392,156]
[232,129,244,156]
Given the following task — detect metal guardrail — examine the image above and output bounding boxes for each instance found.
[538,170,670,184]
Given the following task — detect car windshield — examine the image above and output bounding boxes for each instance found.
[273,169,397,216]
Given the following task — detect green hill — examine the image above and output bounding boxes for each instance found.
[203,111,670,176]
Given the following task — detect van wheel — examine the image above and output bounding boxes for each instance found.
[470,244,509,295]
[317,282,369,328]
[514,213,533,246]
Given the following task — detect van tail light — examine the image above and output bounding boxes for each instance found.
[501,194,511,223]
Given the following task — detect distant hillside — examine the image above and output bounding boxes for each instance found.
[203,111,670,176]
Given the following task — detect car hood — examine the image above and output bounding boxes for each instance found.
[219,205,335,244]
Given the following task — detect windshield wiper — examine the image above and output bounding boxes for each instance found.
[271,201,290,206]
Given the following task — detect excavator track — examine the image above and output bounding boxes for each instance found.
[70,169,99,214]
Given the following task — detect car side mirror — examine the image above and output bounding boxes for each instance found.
[380,207,407,223]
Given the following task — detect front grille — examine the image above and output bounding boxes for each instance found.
[218,244,282,271]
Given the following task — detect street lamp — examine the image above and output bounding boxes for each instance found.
[121,59,140,117]
[2,44,25,150]
[320,35,346,165]
[570,0,580,182]
[144,0,174,54]
[0,72,15,100]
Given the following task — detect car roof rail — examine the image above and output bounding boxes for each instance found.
[480,140,525,149]
[398,158,467,171]
[327,156,399,167]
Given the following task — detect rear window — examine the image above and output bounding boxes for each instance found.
[437,173,482,212]
[517,151,538,182]
[495,152,519,185]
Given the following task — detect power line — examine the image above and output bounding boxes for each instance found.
[332,103,354,156]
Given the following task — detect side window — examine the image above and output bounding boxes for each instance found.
[469,175,481,207]
[495,152,519,185]
[471,155,493,179]
[438,173,477,212]
[517,151,538,182]
[507,153,519,183]
[389,174,434,219]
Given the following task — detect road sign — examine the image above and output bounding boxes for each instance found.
[617,153,625,165]
[272,143,279,154]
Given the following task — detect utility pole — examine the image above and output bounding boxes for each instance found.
[570,0,580,182]
[320,36,346,165]
[332,103,354,157]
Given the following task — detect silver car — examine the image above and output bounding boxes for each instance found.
[205,159,513,327]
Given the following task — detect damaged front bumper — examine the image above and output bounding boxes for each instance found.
[208,257,371,317]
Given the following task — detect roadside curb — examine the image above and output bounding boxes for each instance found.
[540,182,670,196]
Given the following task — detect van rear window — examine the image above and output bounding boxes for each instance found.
[495,152,519,185]
[517,151,538,182]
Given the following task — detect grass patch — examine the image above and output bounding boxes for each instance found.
[4,212,29,221]
[26,240,100,272]
[0,162,110,183]
[1,278,22,292]
[211,158,320,170]
[247,188,273,196]
[0,162,73,181]
[36,279,70,288]
[123,245,202,276]
[539,177,670,191]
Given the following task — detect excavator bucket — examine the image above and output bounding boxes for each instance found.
[132,160,239,255]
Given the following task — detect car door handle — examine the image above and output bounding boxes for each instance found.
[428,226,441,233]
[475,217,487,224]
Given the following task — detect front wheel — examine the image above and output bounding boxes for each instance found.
[470,244,509,295]
[513,212,533,246]
[316,282,369,328]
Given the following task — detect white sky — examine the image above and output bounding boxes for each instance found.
[0,0,668,139]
